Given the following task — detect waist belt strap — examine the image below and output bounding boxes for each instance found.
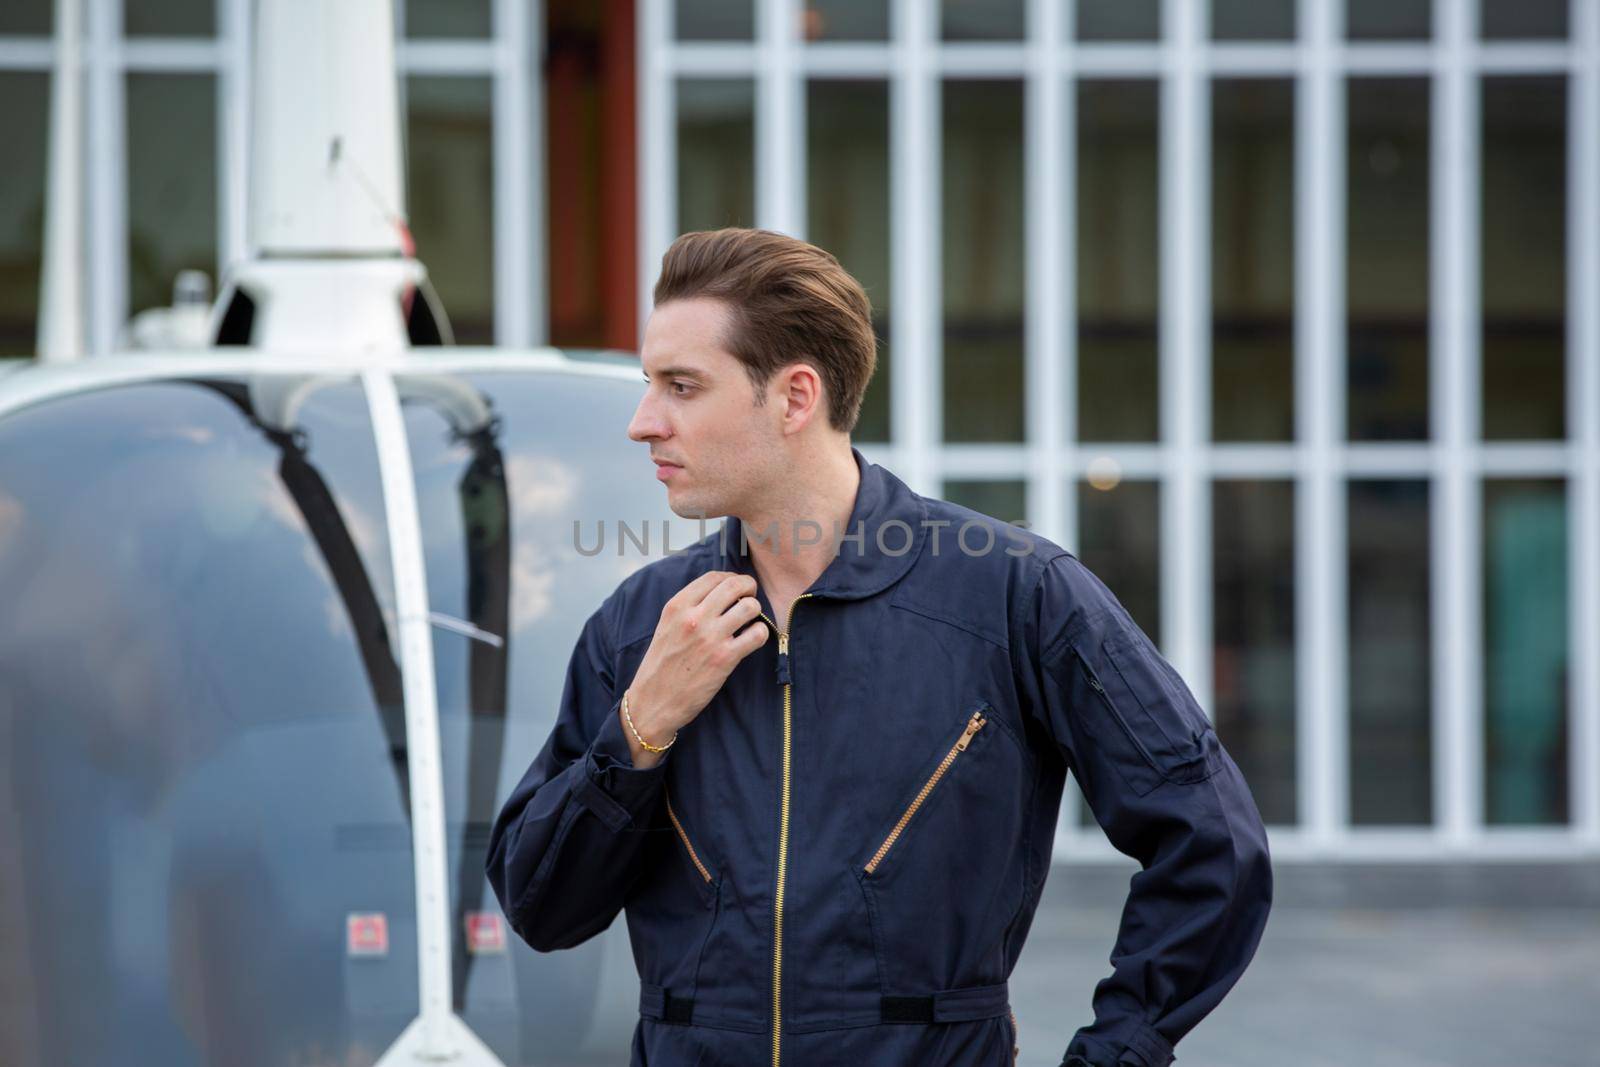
[881,981,1010,1024]
[639,982,695,1024]
[641,980,1009,1027]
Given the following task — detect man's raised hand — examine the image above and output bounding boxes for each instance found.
[620,571,769,768]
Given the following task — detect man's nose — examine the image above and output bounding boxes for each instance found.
[627,392,666,443]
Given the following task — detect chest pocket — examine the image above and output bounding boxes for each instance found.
[849,699,1029,992]
[1068,616,1222,796]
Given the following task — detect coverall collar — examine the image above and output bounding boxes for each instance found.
[715,445,928,602]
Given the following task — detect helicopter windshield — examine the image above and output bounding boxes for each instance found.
[0,364,685,1067]
[0,374,415,1066]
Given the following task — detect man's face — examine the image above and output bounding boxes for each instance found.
[628,296,783,520]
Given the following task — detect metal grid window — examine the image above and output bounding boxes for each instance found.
[1,0,1594,864]
[0,0,542,354]
[643,0,1600,863]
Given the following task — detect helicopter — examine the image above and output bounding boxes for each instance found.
[0,1,677,1065]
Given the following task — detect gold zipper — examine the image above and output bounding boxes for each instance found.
[663,785,712,884]
[756,591,812,1067]
[863,709,988,875]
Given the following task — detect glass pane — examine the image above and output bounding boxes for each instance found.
[124,0,214,36]
[1212,79,1295,442]
[0,0,50,34]
[1075,474,1160,827]
[0,72,48,356]
[1211,0,1295,40]
[0,376,415,1067]
[678,79,755,233]
[943,80,1025,443]
[1076,477,1160,645]
[127,74,217,320]
[1347,78,1430,441]
[1481,0,1568,40]
[1077,80,1159,442]
[1483,478,1569,826]
[1482,76,1566,440]
[808,80,891,442]
[1076,0,1160,41]
[941,480,1027,527]
[1213,479,1296,825]
[406,0,490,37]
[677,0,753,40]
[403,369,682,1063]
[1348,480,1432,826]
[406,76,496,344]
[1347,0,1430,40]
[942,0,1025,41]
[803,0,889,41]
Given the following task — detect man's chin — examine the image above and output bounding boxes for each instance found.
[665,492,725,523]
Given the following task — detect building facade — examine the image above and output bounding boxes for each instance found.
[0,0,1596,863]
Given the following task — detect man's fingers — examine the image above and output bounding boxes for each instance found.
[675,570,734,609]
[709,595,764,638]
[730,617,770,657]
[699,572,760,618]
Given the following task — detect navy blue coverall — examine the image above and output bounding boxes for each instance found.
[486,446,1273,1066]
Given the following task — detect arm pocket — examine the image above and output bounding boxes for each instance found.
[1071,622,1220,794]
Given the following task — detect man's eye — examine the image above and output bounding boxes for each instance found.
[672,382,691,396]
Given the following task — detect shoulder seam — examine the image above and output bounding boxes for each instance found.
[1029,551,1084,664]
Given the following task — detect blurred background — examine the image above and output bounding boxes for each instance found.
[0,1,1597,1065]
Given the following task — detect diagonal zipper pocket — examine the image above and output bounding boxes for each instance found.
[863,705,990,875]
[663,784,716,905]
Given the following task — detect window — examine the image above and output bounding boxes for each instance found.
[127,74,217,319]
[943,80,1025,443]
[808,80,892,443]
[1077,80,1159,443]
[0,73,47,355]
[1347,78,1430,441]
[1483,479,1569,826]
[1482,77,1566,441]
[678,79,756,234]
[406,76,496,345]
[1213,479,1297,826]
[1348,480,1433,825]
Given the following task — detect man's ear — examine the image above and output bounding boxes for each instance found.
[776,361,825,431]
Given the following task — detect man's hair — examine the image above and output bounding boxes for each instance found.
[652,227,877,434]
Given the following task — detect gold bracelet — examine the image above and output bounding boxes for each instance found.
[623,688,677,753]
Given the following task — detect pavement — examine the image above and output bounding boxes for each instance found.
[1010,862,1600,1067]
[544,860,1600,1066]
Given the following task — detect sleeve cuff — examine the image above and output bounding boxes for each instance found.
[571,696,670,832]
[1063,1019,1175,1067]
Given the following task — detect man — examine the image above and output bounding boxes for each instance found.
[485,228,1272,1067]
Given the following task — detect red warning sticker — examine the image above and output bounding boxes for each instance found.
[347,912,389,957]
[465,911,506,955]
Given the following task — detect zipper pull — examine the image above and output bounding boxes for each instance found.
[1072,648,1107,694]
[776,631,791,685]
[955,712,987,751]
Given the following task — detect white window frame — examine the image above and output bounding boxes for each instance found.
[642,0,1600,864]
[0,0,546,352]
[2,0,1593,865]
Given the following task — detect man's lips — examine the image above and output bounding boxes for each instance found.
[653,459,683,481]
